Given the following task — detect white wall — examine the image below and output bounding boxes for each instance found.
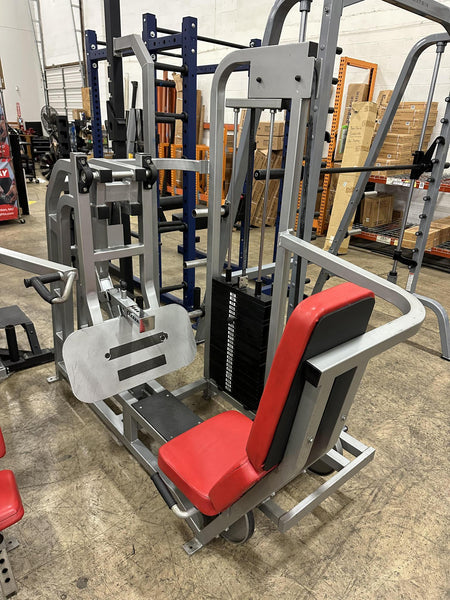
[40,0,80,66]
[41,0,450,220]
[0,0,45,122]
[77,1,450,123]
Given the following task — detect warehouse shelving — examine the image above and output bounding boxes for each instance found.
[315,56,378,235]
[368,173,450,193]
[350,173,450,259]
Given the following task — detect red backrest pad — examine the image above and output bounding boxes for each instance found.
[246,282,375,472]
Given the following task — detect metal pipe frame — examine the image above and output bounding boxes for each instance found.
[311,32,449,358]
[195,0,448,346]
[0,248,76,279]
[113,34,156,155]
[179,233,424,553]
[313,31,450,293]
[203,40,316,375]
[37,0,447,554]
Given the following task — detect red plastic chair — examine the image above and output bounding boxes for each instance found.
[0,471,24,532]
[0,427,24,599]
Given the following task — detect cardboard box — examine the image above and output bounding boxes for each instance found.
[378,149,413,161]
[336,83,370,160]
[399,101,438,111]
[392,209,403,222]
[250,150,283,226]
[379,132,431,156]
[378,104,437,120]
[72,108,85,121]
[341,84,370,128]
[257,121,285,137]
[390,116,436,129]
[324,101,377,253]
[394,108,438,121]
[429,218,450,245]
[389,124,435,135]
[376,90,393,110]
[360,192,394,228]
[374,158,408,177]
[256,134,284,151]
[402,226,445,250]
[82,87,91,118]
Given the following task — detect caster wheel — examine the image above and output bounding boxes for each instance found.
[308,438,343,476]
[220,511,255,545]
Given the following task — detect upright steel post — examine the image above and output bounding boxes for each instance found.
[388,41,445,283]
[104,0,133,292]
[85,30,104,158]
[408,94,450,360]
[226,108,240,276]
[256,109,276,295]
[287,0,344,313]
[181,16,199,311]
[104,0,126,159]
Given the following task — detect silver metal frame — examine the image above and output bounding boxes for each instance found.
[9,0,440,555]
[181,235,424,554]
[0,535,19,600]
[313,32,450,359]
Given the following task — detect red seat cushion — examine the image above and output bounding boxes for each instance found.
[0,428,5,458]
[158,411,264,516]
[0,470,24,530]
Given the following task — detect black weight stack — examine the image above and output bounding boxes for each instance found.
[209,277,272,412]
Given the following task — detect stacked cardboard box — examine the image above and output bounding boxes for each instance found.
[255,121,285,151]
[402,216,450,250]
[250,149,283,226]
[325,172,340,219]
[374,94,438,177]
[376,90,393,112]
[335,83,370,161]
[236,111,286,149]
[82,88,91,118]
[324,101,377,253]
[360,191,394,228]
[223,132,235,198]
[172,74,206,188]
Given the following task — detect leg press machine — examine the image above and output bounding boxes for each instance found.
[2,0,447,554]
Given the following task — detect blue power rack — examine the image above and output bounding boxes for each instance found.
[85,13,260,311]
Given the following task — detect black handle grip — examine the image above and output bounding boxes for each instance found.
[24,273,62,304]
[151,473,176,509]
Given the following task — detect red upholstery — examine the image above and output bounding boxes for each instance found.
[246,282,374,471]
[158,282,374,515]
[0,428,5,458]
[158,411,264,516]
[0,470,24,531]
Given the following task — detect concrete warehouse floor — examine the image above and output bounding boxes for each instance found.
[0,178,449,600]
